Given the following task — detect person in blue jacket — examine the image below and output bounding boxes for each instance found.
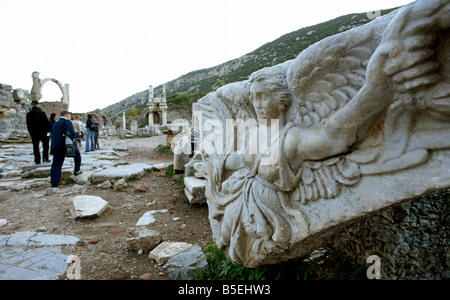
[50,111,82,188]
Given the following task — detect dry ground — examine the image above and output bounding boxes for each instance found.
[0,136,212,280]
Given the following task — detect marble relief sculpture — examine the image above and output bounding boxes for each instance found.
[195,0,450,267]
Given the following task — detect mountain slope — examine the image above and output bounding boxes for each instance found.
[102,7,398,116]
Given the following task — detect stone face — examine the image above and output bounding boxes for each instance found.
[70,195,109,219]
[195,0,450,268]
[148,241,193,264]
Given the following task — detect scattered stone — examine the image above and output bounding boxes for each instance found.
[45,187,60,196]
[138,273,154,280]
[70,171,93,185]
[89,237,99,244]
[166,245,208,280]
[184,177,206,204]
[134,184,149,192]
[108,227,126,234]
[113,178,127,191]
[99,180,112,189]
[303,248,327,262]
[148,241,193,264]
[136,209,168,226]
[0,219,7,227]
[126,227,162,251]
[70,195,109,219]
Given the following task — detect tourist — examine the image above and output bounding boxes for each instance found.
[93,115,101,150]
[26,100,51,164]
[49,113,57,129]
[50,111,82,188]
[85,114,96,152]
[190,119,200,156]
[75,115,84,147]
[71,115,81,148]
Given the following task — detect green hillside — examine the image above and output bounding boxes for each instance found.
[103,7,399,116]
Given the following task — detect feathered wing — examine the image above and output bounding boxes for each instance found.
[285,14,394,127]
[283,13,398,204]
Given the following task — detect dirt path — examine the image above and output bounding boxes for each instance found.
[0,136,212,280]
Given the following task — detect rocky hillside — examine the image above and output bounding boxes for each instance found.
[102,7,398,116]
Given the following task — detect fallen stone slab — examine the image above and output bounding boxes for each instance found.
[91,163,153,183]
[136,209,168,226]
[152,162,172,171]
[0,178,48,191]
[149,241,193,264]
[70,195,109,219]
[0,231,79,247]
[0,247,69,280]
[30,166,72,178]
[184,177,206,204]
[166,245,208,280]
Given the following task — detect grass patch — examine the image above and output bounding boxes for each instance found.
[195,242,367,280]
[156,144,173,155]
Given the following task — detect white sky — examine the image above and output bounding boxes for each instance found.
[0,0,414,113]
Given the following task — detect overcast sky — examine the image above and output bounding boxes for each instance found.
[0,0,414,113]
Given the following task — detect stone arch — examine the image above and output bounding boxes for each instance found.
[40,78,69,106]
[152,112,161,125]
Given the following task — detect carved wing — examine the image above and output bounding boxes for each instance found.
[291,157,361,205]
[285,15,393,127]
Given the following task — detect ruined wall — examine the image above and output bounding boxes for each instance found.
[39,101,69,119]
[0,83,31,142]
[331,189,449,280]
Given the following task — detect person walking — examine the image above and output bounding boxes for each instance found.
[85,114,96,152]
[50,111,82,188]
[93,115,101,150]
[26,100,51,164]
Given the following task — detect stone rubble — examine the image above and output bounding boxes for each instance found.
[184,177,206,204]
[166,245,208,280]
[70,195,109,219]
[0,143,192,280]
[0,231,79,280]
[148,241,194,264]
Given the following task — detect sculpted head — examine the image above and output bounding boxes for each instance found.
[248,68,292,120]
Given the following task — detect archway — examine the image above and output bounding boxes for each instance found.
[152,112,161,125]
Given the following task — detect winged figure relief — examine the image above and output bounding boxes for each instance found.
[196,0,450,267]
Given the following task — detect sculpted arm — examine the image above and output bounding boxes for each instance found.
[290,43,395,161]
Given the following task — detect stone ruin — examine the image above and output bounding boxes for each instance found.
[0,83,31,142]
[0,71,70,142]
[184,0,449,278]
[30,71,70,117]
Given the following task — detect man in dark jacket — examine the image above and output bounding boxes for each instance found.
[50,111,82,187]
[26,100,51,164]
